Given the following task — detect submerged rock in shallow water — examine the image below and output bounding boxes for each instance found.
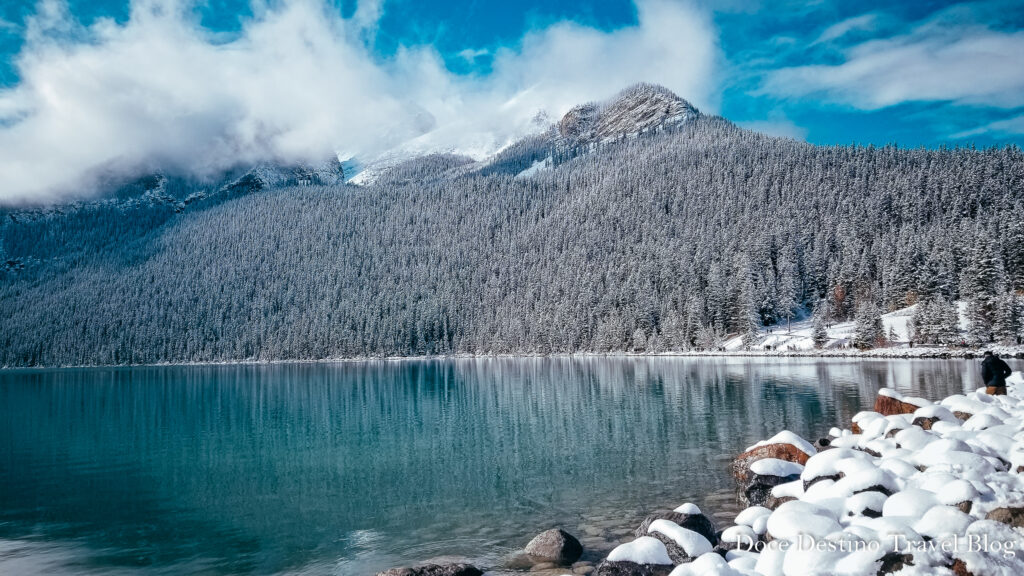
[375,564,483,576]
[525,528,584,565]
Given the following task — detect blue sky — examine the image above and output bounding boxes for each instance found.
[1,0,1023,202]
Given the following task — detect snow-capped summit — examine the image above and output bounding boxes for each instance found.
[558,83,700,145]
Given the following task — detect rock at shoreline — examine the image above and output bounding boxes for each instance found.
[596,537,674,575]
[634,510,717,546]
[950,558,976,576]
[911,416,939,430]
[877,552,915,574]
[644,519,713,564]
[741,459,803,507]
[732,436,814,485]
[872,391,921,416]
[525,528,584,565]
[375,564,483,576]
[593,561,673,576]
[986,506,1024,528]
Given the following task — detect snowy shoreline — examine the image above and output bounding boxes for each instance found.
[529,374,1024,576]
[4,346,1024,371]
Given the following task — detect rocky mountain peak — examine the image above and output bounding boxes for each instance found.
[557,83,700,144]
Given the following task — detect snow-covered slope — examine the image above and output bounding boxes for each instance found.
[724,304,928,353]
[350,83,702,184]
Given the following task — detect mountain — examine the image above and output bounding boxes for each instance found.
[348,83,701,184]
[558,83,700,145]
[2,84,1023,366]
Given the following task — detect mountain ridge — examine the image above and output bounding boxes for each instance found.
[2,102,1023,366]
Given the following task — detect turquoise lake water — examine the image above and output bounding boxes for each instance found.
[0,357,1009,575]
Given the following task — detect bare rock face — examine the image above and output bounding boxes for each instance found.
[559,103,600,139]
[732,444,811,485]
[986,506,1024,527]
[525,528,584,565]
[375,564,483,576]
[557,84,699,145]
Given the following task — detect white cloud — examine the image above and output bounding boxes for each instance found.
[811,13,877,45]
[763,10,1024,111]
[0,0,720,204]
[0,18,19,34]
[456,47,488,63]
[952,114,1024,139]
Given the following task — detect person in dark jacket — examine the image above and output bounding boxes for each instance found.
[981,351,1013,394]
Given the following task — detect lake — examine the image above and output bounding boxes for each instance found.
[0,357,1011,575]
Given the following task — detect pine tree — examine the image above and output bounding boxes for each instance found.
[853,302,884,349]
[961,235,1005,344]
[811,311,828,349]
[994,294,1020,345]
[776,248,799,332]
[734,262,761,349]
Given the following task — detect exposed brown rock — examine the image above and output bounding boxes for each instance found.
[873,394,919,416]
[986,506,1024,528]
[951,558,975,576]
[733,443,811,485]
[877,552,914,575]
[953,411,974,421]
[763,495,796,510]
[912,416,939,430]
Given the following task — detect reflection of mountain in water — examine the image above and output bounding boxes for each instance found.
[0,358,1002,575]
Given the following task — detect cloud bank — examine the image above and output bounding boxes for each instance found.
[763,6,1024,111]
[0,0,719,204]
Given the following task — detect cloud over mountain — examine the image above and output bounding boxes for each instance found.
[0,0,719,204]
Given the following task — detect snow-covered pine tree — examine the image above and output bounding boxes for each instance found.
[811,311,828,349]
[936,296,962,345]
[994,293,1020,345]
[695,324,719,351]
[776,248,799,333]
[961,234,1006,344]
[853,302,884,349]
[734,262,761,349]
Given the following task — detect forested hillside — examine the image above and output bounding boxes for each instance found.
[2,102,1024,366]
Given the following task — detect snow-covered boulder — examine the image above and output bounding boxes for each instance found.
[635,508,717,546]
[734,431,816,485]
[647,519,713,563]
[598,536,674,576]
[873,388,929,416]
